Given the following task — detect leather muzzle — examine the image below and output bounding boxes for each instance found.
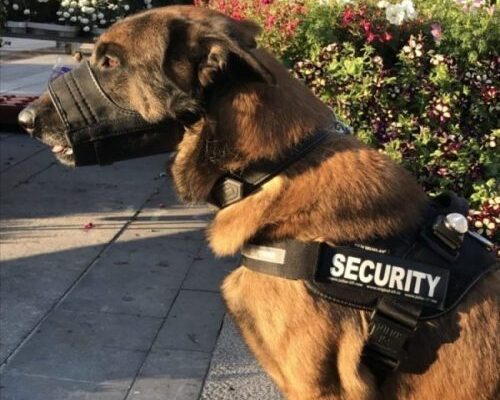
[48,60,184,166]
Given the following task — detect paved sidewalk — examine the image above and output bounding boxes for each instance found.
[0,131,235,399]
[0,40,281,400]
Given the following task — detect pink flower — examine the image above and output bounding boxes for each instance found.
[431,23,442,42]
[366,32,378,42]
[265,15,276,29]
[261,0,273,5]
[361,20,371,32]
[342,7,355,26]
[382,31,393,42]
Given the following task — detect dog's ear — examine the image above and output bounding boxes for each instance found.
[196,18,276,87]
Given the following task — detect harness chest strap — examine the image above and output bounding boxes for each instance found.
[205,121,498,384]
[241,232,498,384]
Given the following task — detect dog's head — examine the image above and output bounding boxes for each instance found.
[19,6,275,166]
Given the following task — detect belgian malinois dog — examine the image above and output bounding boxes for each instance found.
[21,6,498,400]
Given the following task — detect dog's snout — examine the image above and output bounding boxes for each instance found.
[18,106,37,135]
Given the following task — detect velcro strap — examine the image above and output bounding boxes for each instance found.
[241,240,321,280]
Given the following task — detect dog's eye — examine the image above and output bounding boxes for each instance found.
[100,55,120,70]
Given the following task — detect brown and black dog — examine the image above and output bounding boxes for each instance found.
[25,6,499,400]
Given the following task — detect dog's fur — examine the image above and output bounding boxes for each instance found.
[30,6,499,400]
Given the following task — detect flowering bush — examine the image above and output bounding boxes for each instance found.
[199,0,499,242]
[4,0,30,21]
[194,0,308,55]
[56,0,144,31]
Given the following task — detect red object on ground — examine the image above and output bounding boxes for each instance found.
[83,222,95,230]
[0,94,39,130]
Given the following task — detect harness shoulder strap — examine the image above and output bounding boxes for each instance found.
[208,128,334,208]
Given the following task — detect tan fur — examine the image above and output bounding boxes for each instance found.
[96,6,499,399]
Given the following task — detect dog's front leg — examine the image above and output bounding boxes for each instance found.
[208,176,285,256]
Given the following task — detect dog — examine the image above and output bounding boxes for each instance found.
[23,6,499,400]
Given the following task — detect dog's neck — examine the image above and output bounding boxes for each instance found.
[172,52,427,255]
[201,50,336,171]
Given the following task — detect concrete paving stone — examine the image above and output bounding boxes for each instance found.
[0,63,53,82]
[1,154,169,221]
[126,349,211,400]
[0,372,128,400]
[182,244,237,292]
[0,149,55,195]
[0,148,173,363]
[1,37,58,52]
[5,81,49,95]
[59,238,195,317]
[0,245,110,363]
[200,316,282,400]
[3,309,157,382]
[154,290,226,353]
[0,134,46,173]
[0,70,53,93]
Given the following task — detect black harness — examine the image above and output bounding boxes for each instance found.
[207,124,498,384]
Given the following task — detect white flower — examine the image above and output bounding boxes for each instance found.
[70,16,76,21]
[99,19,106,24]
[70,1,77,6]
[12,3,19,10]
[83,25,90,32]
[84,6,95,13]
[63,12,70,17]
[401,0,417,20]
[61,0,69,6]
[58,17,65,21]
[386,4,405,25]
[68,8,74,12]
[337,0,354,5]
[56,11,62,15]
[3,0,9,5]
[377,0,389,8]
[97,12,104,19]
[81,17,89,24]
[123,4,129,11]
[23,8,30,14]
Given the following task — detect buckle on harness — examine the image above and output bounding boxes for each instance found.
[208,176,250,208]
[361,298,421,382]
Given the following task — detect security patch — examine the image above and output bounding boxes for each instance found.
[317,246,449,309]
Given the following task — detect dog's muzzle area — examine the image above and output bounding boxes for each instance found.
[18,60,183,167]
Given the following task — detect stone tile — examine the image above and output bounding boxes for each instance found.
[0,150,54,195]
[0,69,52,93]
[127,349,210,400]
[60,227,203,317]
[154,290,226,353]
[4,309,157,382]
[0,135,46,173]
[0,341,15,365]
[0,255,100,351]
[182,245,237,292]
[0,372,127,400]
[59,262,180,318]
[200,316,282,400]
